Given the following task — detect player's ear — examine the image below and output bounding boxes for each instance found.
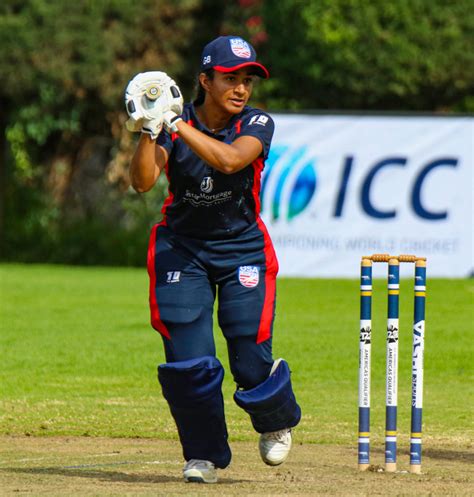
[199,72,212,92]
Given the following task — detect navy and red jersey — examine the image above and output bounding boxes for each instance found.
[156,103,274,239]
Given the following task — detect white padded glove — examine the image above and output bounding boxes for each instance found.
[125,114,163,139]
[163,110,183,134]
[124,71,183,139]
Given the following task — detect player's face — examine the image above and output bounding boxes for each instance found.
[205,68,255,115]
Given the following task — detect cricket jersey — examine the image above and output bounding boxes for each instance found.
[156,103,275,239]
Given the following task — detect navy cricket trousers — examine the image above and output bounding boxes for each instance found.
[147,222,279,389]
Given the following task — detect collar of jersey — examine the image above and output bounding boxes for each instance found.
[189,103,245,136]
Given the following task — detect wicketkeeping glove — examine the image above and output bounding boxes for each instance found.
[124,71,183,139]
[163,110,183,134]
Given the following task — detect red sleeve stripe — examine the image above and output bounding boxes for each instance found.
[235,119,242,134]
[251,158,279,344]
[147,223,171,339]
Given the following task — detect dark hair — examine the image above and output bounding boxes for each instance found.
[193,69,214,106]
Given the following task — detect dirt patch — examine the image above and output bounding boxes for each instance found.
[0,436,472,496]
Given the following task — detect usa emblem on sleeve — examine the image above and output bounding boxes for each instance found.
[238,266,260,288]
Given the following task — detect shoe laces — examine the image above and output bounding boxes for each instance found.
[265,429,290,442]
[186,459,215,470]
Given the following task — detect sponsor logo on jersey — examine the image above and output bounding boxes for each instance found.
[184,190,232,207]
[200,176,214,193]
[230,38,251,58]
[238,266,259,288]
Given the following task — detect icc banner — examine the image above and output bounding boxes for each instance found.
[261,114,473,277]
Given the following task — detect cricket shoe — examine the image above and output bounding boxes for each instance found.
[259,359,293,466]
[183,459,217,483]
[259,428,292,466]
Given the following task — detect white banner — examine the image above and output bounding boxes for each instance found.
[261,115,473,277]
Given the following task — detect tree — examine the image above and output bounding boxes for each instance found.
[1,0,472,264]
[0,0,229,263]
[259,0,474,111]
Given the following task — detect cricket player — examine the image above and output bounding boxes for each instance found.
[125,35,301,483]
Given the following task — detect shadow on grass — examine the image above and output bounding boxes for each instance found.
[423,448,474,463]
[0,464,245,485]
[368,446,473,463]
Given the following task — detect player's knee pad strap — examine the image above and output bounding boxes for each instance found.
[158,356,231,468]
[233,359,301,433]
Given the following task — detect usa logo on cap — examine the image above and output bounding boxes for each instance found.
[238,266,260,288]
[230,38,251,58]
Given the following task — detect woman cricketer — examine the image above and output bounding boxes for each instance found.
[125,35,301,484]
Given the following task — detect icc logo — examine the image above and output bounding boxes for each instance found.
[260,145,458,222]
[333,156,458,220]
[200,176,214,193]
[260,145,317,221]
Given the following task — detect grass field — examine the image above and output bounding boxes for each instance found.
[0,263,472,494]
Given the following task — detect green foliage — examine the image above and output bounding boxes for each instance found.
[2,179,167,266]
[5,124,34,180]
[1,264,472,442]
[0,1,472,264]
[0,0,226,264]
[259,0,474,110]
[0,0,206,147]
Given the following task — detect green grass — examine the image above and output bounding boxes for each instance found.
[1,263,472,446]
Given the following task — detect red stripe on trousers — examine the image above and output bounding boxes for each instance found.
[255,217,279,343]
[252,158,279,343]
[147,223,170,338]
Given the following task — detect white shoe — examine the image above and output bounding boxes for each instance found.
[183,459,217,483]
[259,428,292,466]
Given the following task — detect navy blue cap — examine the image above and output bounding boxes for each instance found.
[200,36,269,79]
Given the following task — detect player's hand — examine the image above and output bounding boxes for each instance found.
[124,71,183,139]
[125,112,163,139]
